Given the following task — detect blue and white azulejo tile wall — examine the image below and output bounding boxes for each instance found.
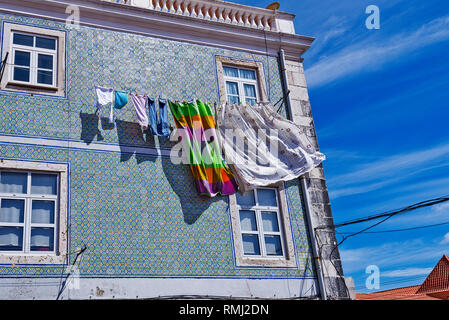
[0,12,315,280]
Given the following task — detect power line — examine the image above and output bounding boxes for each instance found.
[339,220,449,234]
[354,276,427,290]
[56,244,87,300]
[314,195,449,300]
[330,195,449,229]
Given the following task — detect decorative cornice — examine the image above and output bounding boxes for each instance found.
[0,0,314,60]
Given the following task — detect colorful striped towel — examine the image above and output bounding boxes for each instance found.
[168,100,238,197]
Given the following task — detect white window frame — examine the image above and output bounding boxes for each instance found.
[229,182,297,267]
[0,170,59,254]
[1,23,66,96]
[223,66,260,105]
[0,160,68,264]
[9,32,58,88]
[237,187,286,258]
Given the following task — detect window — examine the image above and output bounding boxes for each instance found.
[0,171,58,253]
[216,56,268,105]
[1,23,65,96]
[229,183,296,267]
[223,66,259,105]
[0,161,68,264]
[236,188,284,257]
[10,32,57,87]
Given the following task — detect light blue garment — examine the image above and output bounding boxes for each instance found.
[114,90,128,109]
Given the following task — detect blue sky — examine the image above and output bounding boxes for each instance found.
[235,0,449,293]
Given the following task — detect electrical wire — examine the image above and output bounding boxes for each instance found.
[354,275,428,290]
[316,195,449,300]
[56,244,87,300]
[338,220,449,234]
[330,195,449,229]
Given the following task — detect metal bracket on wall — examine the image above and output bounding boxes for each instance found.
[0,52,9,83]
[275,89,290,114]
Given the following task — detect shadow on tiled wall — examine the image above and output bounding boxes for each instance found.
[80,111,104,144]
[115,119,157,163]
[161,154,220,225]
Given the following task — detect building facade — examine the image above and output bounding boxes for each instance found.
[0,0,349,299]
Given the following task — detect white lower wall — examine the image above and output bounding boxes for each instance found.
[0,277,318,300]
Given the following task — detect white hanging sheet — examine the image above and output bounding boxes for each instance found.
[216,102,325,192]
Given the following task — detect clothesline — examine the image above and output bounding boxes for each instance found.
[95,85,218,137]
[95,85,217,107]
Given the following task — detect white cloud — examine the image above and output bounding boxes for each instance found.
[305,16,449,87]
[441,232,449,245]
[382,267,433,278]
[339,238,446,274]
[327,142,449,199]
[433,203,449,213]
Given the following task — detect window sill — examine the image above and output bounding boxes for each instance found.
[2,81,63,97]
[8,81,58,90]
[237,256,297,268]
[0,253,66,265]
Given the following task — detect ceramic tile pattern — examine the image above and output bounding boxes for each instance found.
[0,13,314,279]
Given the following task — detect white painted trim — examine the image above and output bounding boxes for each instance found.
[0,134,171,157]
[0,277,318,299]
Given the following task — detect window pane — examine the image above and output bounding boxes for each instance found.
[38,54,53,69]
[32,201,55,224]
[244,84,256,98]
[0,172,27,193]
[226,81,239,95]
[240,69,256,80]
[227,95,240,105]
[0,199,25,223]
[262,211,280,232]
[37,70,53,85]
[242,234,260,255]
[239,210,257,231]
[236,190,256,206]
[30,227,54,251]
[14,51,31,66]
[0,227,23,251]
[223,66,239,77]
[257,189,277,207]
[36,37,56,50]
[265,235,283,256]
[13,67,30,82]
[31,173,57,195]
[246,98,257,106]
[13,33,34,47]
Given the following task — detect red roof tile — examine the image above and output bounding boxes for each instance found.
[357,255,449,300]
[417,255,449,294]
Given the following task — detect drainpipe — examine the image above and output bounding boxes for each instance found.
[278,49,327,300]
[300,176,327,300]
[278,49,293,121]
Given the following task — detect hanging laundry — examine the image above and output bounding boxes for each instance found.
[95,86,114,124]
[216,102,325,192]
[114,90,129,109]
[130,93,149,130]
[148,97,170,137]
[169,100,238,197]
